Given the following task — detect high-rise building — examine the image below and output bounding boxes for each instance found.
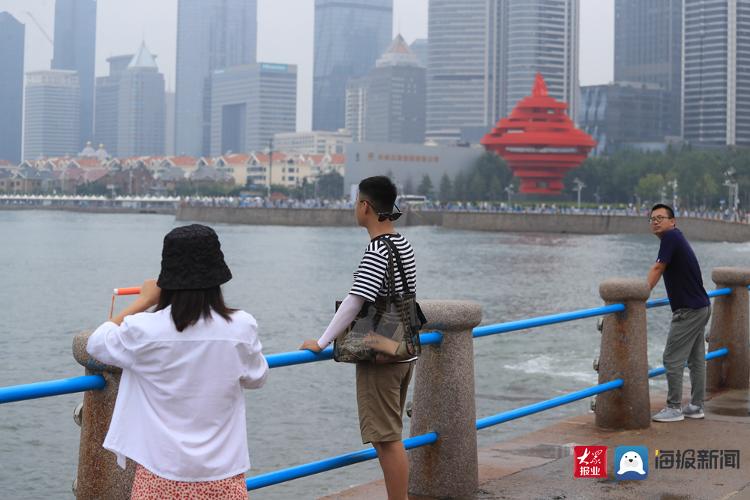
[426,0,495,141]
[24,70,81,159]
[683,0,750,146]
[165,91,175,156]
[175,0,257,157]
[210,63,297,155]
[52,0,97,150]
[94,54,133,157]
[614,0,682,137]
[117,44,166,157]
[580,82,672,155]
[313,0,393,132]
[499,1,579,119]
[427,0,579,142]
[0,12,24,164]
[345,35,426,144]
[409,39,428,68]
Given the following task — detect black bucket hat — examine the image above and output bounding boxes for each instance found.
[157,224,232,290]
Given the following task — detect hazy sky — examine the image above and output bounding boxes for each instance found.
[1,0,614,131]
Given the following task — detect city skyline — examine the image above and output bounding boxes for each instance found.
[0,0,615,132]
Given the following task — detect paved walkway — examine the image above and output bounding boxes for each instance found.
[322,389,750,500]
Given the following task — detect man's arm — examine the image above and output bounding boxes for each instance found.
[299,294,366,352]
[647,262,668,290]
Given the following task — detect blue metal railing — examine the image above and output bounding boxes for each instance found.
[0,287,742,493]
[473,304,625,338]
[0,374,105,405]
[0,332,444,405]
[476,379,623,430]
[246,432,438,491]
[0,286,735,403]
[476,348,729,432]
[245,347,730,490]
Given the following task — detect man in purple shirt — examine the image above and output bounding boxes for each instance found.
[646,204,711,422]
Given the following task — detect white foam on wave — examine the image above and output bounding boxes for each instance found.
[503,355,596,383]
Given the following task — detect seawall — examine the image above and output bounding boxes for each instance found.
[176,206,750,242]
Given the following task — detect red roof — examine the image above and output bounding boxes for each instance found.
[74,158,102,168]
[222,153,251,165]
[169,155,197,167]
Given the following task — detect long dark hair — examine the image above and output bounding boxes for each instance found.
[155,286,236,332]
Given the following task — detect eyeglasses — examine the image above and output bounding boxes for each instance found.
[648,215,672,224]
[360,199,402,221]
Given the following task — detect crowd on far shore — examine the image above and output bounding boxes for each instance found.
[181,196,748,224]
[0,193,746,223]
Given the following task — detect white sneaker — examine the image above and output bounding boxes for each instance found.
[683,403,704,419]
[652,407,684,422]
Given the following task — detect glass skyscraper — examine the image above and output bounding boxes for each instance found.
[175,0,257,157]
[614,0,682,137]
[0,12,24,163]
[313,0,393,131]
[210,63,297,155]
[24,70,81,160]
[426,0,579,142]
[683,0,750,146]
[52,0,97,150]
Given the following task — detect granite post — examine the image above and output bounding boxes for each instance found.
[408,300,482,498]
[596,279,651,430]
[72,331,135,499]
[707,267,750,391]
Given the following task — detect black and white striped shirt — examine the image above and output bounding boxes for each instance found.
[350,233,416,303]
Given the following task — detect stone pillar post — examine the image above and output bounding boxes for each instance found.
[707,267,750,391]
[72,332,135,499]
[596,279,651,430]
[408,300,481,499]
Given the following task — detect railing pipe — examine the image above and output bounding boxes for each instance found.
[476,378,623,430]
[0,374,105,404]
[245,432,438,491]
[472,303,625,338]
[648,348,729,378]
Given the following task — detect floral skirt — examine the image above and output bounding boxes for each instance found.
[131,464,247,499]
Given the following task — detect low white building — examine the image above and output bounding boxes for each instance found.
[273,130,352,155]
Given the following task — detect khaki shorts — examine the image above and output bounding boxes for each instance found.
[355,361,414,444]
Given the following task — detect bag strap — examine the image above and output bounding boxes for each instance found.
[374,235,397,301]
[380,235,412,295]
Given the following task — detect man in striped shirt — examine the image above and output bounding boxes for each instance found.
[300,176,416,500]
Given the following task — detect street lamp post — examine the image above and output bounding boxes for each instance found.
[669,179,678,211]
[266,138,274,200]
[504,184,514,205]
[573,178,585,209]
[724,168,740,220]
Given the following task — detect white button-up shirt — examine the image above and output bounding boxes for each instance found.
[87,307,268,482]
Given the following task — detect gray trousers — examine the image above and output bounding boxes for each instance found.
[663,305,711,408]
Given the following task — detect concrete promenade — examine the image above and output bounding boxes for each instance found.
[176,206,750,242]
[324,389,750,500]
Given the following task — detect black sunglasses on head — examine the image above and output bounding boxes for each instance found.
[361,200,402,221]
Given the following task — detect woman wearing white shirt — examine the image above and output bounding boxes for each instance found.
[87,224,268,499]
